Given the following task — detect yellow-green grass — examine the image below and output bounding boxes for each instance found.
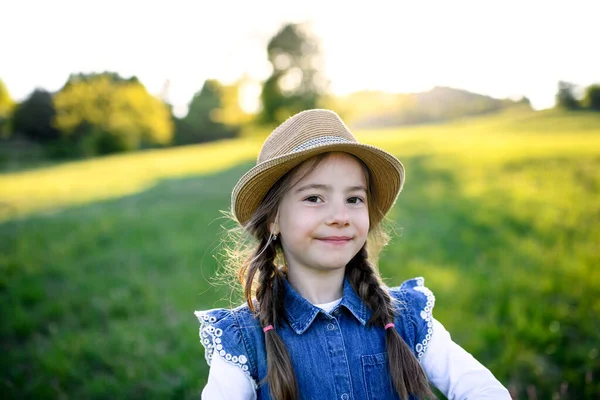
[1,109,599,399]
[0,138,263,221]
[1,108,598,221]
[1,109,599,222]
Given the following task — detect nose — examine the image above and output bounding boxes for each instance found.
[325,199,350,227]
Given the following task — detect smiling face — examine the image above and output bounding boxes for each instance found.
[273,152,370,275]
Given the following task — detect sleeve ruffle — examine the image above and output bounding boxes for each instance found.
[194,308,256,388]
[393,277,436,361]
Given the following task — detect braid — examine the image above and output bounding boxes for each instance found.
[244,237,299,400]
[346,247,390,326]
[347,246,434,399]
[254,237,283,323]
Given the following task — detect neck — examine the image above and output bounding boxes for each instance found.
[286,266,345,304]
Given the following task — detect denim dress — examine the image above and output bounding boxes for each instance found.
[196,277,435,400]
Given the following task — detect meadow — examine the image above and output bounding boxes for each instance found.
[1,108,599,399]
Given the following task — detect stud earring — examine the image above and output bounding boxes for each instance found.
[272,233,278,242]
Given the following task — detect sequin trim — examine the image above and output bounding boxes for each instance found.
[413,278,435,361]
[195,310,256,388]
[292,135,351,153]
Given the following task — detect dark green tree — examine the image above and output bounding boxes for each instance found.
[583,84,600,111]
[555,81,580,110]
[259,23,327,125]
[12,89,60,142]
[174,80,237,145]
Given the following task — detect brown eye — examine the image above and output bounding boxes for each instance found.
[348,197,365,204]
[305,196,323,203]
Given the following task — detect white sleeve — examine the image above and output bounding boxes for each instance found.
[422,318,511,399]
[202,350,257,400]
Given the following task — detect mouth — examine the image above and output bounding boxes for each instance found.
[317,237,353,245]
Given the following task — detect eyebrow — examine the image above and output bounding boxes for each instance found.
[294,183,367,194]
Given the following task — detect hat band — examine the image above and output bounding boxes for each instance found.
[292,136,352,153]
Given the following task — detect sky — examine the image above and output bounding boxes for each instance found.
[1,0,599,116]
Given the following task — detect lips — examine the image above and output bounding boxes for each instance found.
[317,236,352,244]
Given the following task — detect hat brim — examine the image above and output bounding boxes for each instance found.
[232,142,405,226]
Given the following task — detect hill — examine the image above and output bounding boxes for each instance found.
[331,86,531,128]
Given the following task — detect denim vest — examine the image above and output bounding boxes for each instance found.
[196,277,435,400]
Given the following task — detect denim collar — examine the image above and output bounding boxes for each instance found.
[283,275,372,335]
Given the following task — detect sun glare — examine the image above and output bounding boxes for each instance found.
[239,81,262,114]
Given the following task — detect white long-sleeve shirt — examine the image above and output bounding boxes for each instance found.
[201,299,510,399]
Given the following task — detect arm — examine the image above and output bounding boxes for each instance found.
[422,318,511,400]
[202,350,257,400]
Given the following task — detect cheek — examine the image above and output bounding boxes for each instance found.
[279,205,315,235]
[289,209,316,231]
[356,210,370,234]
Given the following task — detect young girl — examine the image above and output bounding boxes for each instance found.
[195,109,510,399]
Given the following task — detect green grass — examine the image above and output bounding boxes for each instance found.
[1,109,599,399]
[0,137,262,221]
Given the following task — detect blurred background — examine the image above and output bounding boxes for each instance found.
[1,0,599,399]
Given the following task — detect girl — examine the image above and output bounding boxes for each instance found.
[195,109,510,399]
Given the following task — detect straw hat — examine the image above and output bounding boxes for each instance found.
[231,109,404,226]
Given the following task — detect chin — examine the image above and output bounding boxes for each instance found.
[319,259,351,270]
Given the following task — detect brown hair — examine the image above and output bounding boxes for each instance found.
[221,153,433,399]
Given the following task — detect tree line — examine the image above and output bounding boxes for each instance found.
[0,23,324,158]
[555,81,600,111]
[0,22,598,160]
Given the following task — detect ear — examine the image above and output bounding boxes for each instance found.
[269,221,279,235]
[269,209,280,235]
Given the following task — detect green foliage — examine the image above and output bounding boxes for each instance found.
[555,81,581,110]
[0,79,15,137]
[12,89,60,142]
[583,84,600,111]
[1,110,599,398]
[260,23,327,125]
[214,77,255,127]
[174,80,238,145]
[53,72,174,155]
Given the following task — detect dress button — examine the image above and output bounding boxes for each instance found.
[341,393,349,400]
[327,323,335,331]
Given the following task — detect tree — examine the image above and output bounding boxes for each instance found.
[216,76,255,127]
[259,23,327,125]
[555,81,580,110]
[0,79,15,137]
[12,89,60,142]
[583,84,600,111]
[174,79,238,145]
[53,72,174,155]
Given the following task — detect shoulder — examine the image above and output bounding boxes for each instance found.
[388,276,435,312]
[195,303,261,333]
[194,303,262,383]
[387,277,436,360]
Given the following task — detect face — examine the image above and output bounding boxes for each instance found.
[273,152,370,274]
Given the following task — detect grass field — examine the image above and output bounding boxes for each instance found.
[1,109,599,399]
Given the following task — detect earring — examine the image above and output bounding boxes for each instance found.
[272,233,278,242]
